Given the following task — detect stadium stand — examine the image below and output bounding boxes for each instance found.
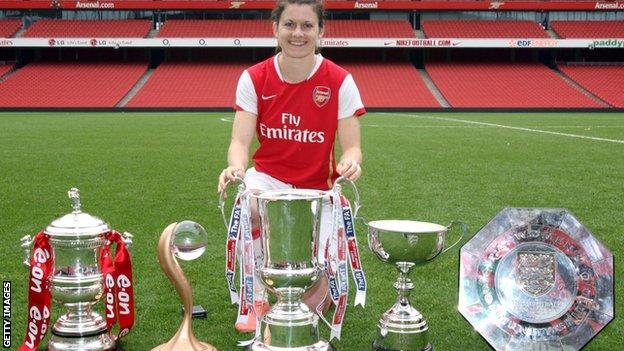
[158,19,415,38]
[558,64,624,108]
[22,20,152,37]
[0,62,147,107]
[125,62,245,108]
[0,64,13,78]
[0,19,21,38]
[550,21,624,38]
[425,62,600,108]
[422,20,549,38]
[340,62,440,108]
[324,20,416,38]
[158,20,272,37]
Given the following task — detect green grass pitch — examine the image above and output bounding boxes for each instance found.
[0,112,622,350]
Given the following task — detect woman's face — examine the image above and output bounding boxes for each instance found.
[273,4,323,60]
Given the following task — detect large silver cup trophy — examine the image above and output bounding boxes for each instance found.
[20,188,133,351]
[366,220,465,351]
[251,189,332,351]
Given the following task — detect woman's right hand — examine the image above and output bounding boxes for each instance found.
[218,166,245,194]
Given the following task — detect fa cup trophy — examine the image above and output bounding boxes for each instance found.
[251,189,331,350]
[366,220,465,351]
[20,188,134,351]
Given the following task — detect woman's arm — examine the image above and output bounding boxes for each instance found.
[218,110,257,192]
[336,116,362,181]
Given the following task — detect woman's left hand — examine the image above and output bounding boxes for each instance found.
[336,159,361,182]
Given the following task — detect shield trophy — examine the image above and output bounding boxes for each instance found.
[458,208,614,350]
[366,220,466,351]
[250,189,332,351]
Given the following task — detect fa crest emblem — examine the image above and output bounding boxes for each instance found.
[313,86,331,107]
[516,251,556,297]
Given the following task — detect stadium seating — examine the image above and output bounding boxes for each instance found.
[425,62,600,108]
[550,21,624,38]
[0,64,13,78]
[340,62,440,108]
[157,19,415,38]
[158,20,272,37]
[558,64,624,108]
[125,62,246,108]
[324,20,415,38]
[23,20,152,37]
[0,62,147,108]
[0,19,21,38]
[422,20,549,38]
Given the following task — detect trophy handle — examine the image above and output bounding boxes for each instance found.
[332,176,360,219]
[218,176,246,229]
[20,234,34,267]
[441,221,468,254]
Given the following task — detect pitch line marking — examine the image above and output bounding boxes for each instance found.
[379,113,624,145]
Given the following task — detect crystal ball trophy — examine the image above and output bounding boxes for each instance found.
[152,220,217,351]
[250,189,332,351]
[458,208,614,350]
[366,220,465,351]
[20,188,133,351]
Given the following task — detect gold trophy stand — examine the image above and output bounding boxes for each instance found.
[152,223,217,351]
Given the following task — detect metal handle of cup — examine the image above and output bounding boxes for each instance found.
[218,176,246,230]
[332,176,361,219]
[441,220,468,254]
[20,234,33,267]
[122,231,134,252]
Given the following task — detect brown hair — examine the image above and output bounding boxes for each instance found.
[271,0,326,53]
[271,0,325,29]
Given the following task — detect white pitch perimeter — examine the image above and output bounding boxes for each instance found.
[379,112,624,145]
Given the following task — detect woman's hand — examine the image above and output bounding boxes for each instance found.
[218,166,245,194]
[336,158,361,182]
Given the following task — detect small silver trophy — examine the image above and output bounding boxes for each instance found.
[251,189,332,351]
[20,188,133,351]
[458,208,614,350]
[366,220,465,351]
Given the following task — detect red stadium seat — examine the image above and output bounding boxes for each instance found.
[422,20,549,38]
[558,64,624,108]
[23,20,152,38]
[551,21,624,39]
[0,62,147,108]
[0,19,21,38]
[426,62,600,108]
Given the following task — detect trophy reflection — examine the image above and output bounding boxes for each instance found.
[152,220,217,351]
[366,220,465,351]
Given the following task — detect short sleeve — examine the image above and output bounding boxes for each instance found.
[235,70,258,115]
[338,74,365,119]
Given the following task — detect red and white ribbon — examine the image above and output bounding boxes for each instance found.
[225,194,243,304]
[19,232,53,351]
[100,231,135,338]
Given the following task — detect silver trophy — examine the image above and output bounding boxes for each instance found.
[250,189,332,351]
[458,208,614,350]
[366,220,465,351]
[20,188,133,351]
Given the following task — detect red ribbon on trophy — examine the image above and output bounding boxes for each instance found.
[19,231,135,351]
[100,230,135,338]
[19,231,53,351]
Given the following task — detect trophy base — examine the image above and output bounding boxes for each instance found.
[48,330,116,351]
[372,340,432,351]
[152,341,216,351]
[250,340,334,351]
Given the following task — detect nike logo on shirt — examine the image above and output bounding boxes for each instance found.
[261,94,277,100]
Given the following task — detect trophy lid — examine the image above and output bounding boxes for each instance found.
[45,188,110,237]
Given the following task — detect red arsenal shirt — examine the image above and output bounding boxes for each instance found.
[235,54,365,190]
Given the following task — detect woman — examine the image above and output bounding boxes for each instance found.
[218,0,365,332]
